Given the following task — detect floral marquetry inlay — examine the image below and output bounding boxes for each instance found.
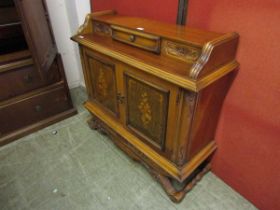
[126,75,169,149]
[96,69,108,98]
[162,40,201,63]
[138,92,152,128]
[93,22,112,36]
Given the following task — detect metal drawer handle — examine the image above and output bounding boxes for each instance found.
[23,74,33,84]
[35,105,43,112]
[129,35,136,42]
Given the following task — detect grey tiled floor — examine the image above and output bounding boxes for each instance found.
[0,87,257,210]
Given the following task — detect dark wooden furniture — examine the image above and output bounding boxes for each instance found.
[0,0,76,146]
[72,10,239,202]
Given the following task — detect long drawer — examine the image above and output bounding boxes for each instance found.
[0,60,42,101]
[0,84,72,136]
[0,57,61,101]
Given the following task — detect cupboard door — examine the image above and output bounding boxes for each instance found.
[85,51,119,118]
[124,73,169,150]
[14,0,57,73]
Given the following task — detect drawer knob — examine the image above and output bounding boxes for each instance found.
[35,105,43,112]
[23,74,33,84]
[129,35,136,42]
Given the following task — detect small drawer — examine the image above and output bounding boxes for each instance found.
[111,25,161,53]
[0,85,71,136]
[0,60,43,101]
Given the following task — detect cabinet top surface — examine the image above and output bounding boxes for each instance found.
[73,11,239,91]
[93,14,223,46]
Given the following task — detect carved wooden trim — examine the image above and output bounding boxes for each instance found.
[76,10,116,36]
[87,114,212,202]
[87,116,108,135]
[150,162,211,202]
[71,38,198,91]
[87,115,170,177]
[190,32,239,79]
[85,101,217,182]
[93,22,112,36]
[162,40,201,63]
[76,13,92,35]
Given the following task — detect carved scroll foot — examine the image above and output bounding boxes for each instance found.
[86,114,211,203]
[87,116,108,135]
[149,162,211,203]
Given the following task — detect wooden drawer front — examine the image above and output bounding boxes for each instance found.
[111,25,161,53]
[85,52,119,117]
[0,86,71,136]
[125,74,169,150]
[0,62,42,101]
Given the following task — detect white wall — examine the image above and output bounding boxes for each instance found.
[45,0,90,88]
[74,0,91,25]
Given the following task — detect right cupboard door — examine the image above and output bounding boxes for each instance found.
[123,66,179,155]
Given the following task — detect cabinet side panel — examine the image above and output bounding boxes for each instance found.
[187,72,235,160]
[14,0,57,72]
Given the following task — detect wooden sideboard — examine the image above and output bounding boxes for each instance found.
[0,0,76,146]
[72,10,239,202]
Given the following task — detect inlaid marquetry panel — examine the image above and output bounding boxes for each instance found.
[162,40,201,63]
[125,75,169,149]
[87,56,118,116]
[93,21,112,36]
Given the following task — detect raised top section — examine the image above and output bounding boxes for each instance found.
[72,10,239,91]
[93,13,222,47]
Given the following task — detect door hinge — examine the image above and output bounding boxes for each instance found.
[117,93,125,104]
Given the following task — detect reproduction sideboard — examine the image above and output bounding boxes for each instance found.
[72,10,239,202]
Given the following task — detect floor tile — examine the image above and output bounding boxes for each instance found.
[0,87,258,210]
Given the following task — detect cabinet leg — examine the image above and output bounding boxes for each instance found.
[86,114,211,203]
[87,116,98,130]
[149,162,211,203]
[87,116,108,135]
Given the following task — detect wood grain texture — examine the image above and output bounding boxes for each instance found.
[14,0,57,74]
[84,50,119,117]
[73,11,238,202]
[0,1,75,146]
[125,74,169,150]
[72,12,239,91]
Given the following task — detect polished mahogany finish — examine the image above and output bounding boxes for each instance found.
[72,10,239,202]
[0,0,76,146]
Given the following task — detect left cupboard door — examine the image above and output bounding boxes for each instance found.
[83,49,120,119]
[14,0,57,74]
